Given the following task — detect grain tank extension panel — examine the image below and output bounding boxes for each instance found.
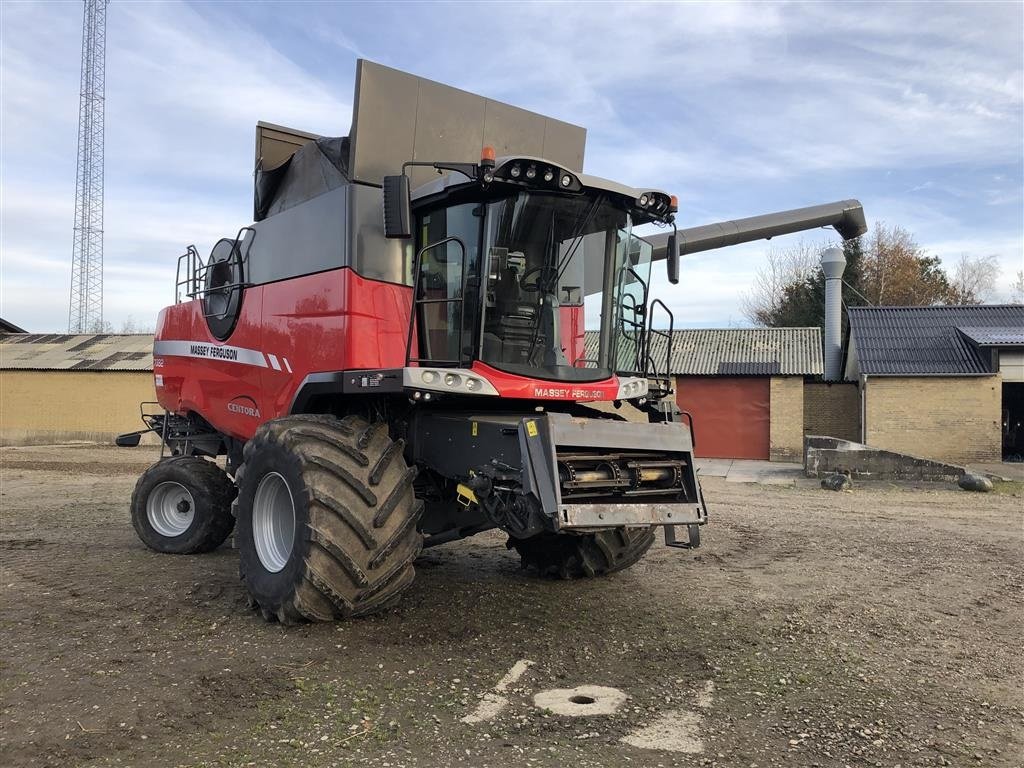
[253,59,588,219]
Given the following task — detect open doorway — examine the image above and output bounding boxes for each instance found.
[1002,382,1024,461]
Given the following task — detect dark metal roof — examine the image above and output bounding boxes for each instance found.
[846,305,1024,376]
[584,328,822,376]
[0,317,28,334]
[0,334,154,371]
[957,326,1024,346]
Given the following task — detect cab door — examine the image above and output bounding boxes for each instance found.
[413,203,483,365]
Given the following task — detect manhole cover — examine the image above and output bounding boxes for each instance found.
[533,685,626,716]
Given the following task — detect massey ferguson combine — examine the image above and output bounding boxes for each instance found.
[119,61,867,622]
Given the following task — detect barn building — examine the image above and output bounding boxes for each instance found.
[655,328,822,462]
[587,328,823,462]
[843,305,1024,463]
[0,333,155,445]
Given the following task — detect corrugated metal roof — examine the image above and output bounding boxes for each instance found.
[957,326,1024,346]
[584,327,822,376]
[0,333,154,371]
[847,305,1024,376]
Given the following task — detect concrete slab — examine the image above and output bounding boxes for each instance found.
[968,462,1024,482]
[693,458,733,478]
[534,685,627,716]
[695,458,803,485]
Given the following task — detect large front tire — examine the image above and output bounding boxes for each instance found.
[130,456,236,554]
[236,415,423,623]
[509,527,656,579]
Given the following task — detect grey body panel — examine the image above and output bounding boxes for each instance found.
[347,183,412,285]
[534,413,705,530]
[560,502,704,528]
[349,60,586,187]
[244,186,348,286]
[242,181,412,288]
[545,412,694,453]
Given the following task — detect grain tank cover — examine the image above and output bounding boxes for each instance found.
[254,134,349,221]
[349,60,586,189]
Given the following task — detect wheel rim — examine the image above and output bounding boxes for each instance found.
[252,472,296,573]
[147,481,195,537]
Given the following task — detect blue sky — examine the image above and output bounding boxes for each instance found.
[2,0,1022,332]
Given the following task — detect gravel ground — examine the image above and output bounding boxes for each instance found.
[1,444,1022,768]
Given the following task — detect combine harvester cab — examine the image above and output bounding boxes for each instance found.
[118,60,866,622]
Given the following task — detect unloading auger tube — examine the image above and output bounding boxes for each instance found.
[648,199,867,263]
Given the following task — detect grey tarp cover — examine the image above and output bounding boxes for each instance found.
[254,136,350,221]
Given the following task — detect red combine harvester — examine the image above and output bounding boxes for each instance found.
[119,62,867,622]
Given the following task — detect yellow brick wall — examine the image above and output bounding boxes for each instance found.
[804,381,860,442]
[0,370,156,446]
[769,376,804,462]
[865,376,1001,463]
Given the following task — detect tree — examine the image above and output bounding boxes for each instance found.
[946,254,1000,305]
[742,222,970,331]
[119,315,156,334]
[739,240,820,326]
[857,222,950,306]
[1009,270,1024,305]
[741,236,866,329]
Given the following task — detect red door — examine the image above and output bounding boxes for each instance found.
[676,377,770,459]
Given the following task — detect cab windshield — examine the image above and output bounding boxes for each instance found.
[481,191,638,381]
[412,189,653,383]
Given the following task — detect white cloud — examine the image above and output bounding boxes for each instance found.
[1,0,351,331]
[1,0,1020,332]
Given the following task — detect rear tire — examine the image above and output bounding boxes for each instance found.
[236,415,423,623]
[509,527,656,579]
[131,456,236,554]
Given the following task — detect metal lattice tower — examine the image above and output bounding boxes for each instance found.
[68,0,109,333]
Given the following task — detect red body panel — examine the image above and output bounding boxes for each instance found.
[154,268,621,441]
[559,305,585,366]
[471,361,619,402]
[156,268,413,440]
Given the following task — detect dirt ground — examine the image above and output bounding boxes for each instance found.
[1,444,1022,768]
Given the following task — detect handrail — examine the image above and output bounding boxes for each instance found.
[174,226,255,308]
[615,264,650,377]
[646,298,674,396]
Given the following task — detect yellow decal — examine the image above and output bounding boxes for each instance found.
[526,420,539,437]
[456,483,478,507]
[471,421,478,437]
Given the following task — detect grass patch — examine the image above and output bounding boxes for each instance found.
[991,480,1024,496]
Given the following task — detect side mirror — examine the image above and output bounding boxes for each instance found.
[667,229,679,284]
[383,175,412,239]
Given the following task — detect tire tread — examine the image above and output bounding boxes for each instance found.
[238,414,422,623]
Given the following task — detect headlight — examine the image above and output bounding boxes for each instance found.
[510,165,521,178]
[444,373,462,387]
